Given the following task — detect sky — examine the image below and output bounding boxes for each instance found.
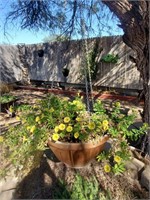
[0,0,49,45]
[0,0,123,45]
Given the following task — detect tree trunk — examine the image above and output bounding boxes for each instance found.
[102,0,150,154]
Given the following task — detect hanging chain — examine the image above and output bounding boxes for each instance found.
[83,53,90,113]
[84,38,94,111]
[81,19,91,114]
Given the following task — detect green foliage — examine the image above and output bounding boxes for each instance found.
[15,104,32,112]
[70,175,106,200]
[86,41,99,80]
[130,123,149,141]
[96,101,148,175]
[81,41,100,82]
[93,99,106,114]
[101,54,119,63]
[112,163,126,175]
[0,94,16,103]
[52,174,110,200]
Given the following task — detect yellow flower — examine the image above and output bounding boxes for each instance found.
[52,133,59,141]
[104,164,111,173]
[22,119,26,124]
[78,103,84,109]
[23,136,28,143]
[103,125,109,131]
[102,120,109,126]
[88,122,95,130]
[16,116,20,121]
[59,123,66,130]
[54,126,59,133]
[0,136,4,143]
[49,107,54,113]
[76,117,82,122]
[115,101,121,108]
[114,155,122,163]
[26,126,31,131]
[41,114,44,119]
[72,100,83,109]
[66,126,73,132]
[33,105,38,109]
[9,106,14,113]
[74,132,79,139]
[77,92,80,97]
[64,117,70,123]
[35,116,40,122]
[30,125,36,133]
[72,100,78,105]
[102,120,109,131]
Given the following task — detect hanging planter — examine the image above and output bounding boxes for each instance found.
[0,93,148,176]
[48,135,109,168]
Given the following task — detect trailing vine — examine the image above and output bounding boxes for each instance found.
[81,40,101,81]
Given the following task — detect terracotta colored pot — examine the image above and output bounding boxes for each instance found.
[48,135,109,168]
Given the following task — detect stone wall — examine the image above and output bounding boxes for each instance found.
[0,36,143,89]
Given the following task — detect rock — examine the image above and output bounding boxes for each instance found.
[140,166,150,190]
[0,176,18,200]
[125,158,145,180]
[132,158,145,172]
[125,158,145,172]
[125,161,138,179]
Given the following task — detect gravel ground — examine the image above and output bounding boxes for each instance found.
[12,151,149,200]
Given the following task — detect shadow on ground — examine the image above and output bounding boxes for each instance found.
[12,149,109,199]
[12,149,71,199]
[11,148,149,200]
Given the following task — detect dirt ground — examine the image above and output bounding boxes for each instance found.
[0,89,149,199]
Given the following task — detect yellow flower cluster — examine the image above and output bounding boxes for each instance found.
[27,125,36,133]
[52,115,84,141]
[72,100,84,110]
